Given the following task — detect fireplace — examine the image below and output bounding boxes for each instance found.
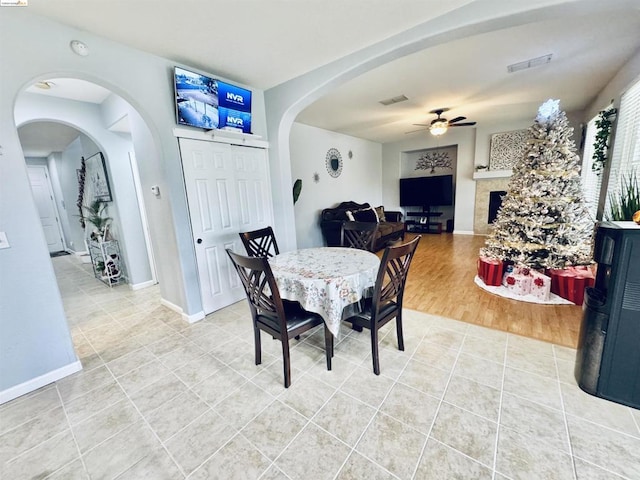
[473,177,510,235]
[488,191,507,224]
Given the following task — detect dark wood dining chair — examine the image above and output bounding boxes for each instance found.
[226,249,333,388]
[239,226,280,258]
[343,235,421,375]
[340,221,378,251]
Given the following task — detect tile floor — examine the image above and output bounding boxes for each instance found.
[1,255,639,479]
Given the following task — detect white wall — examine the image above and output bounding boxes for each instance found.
[585,48,640,121]
[290,123,382,249]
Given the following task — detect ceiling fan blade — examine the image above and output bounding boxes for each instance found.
[412,123,430,127]
[405,127,428,134]
[450,122,477,127]
[447,116,467,124]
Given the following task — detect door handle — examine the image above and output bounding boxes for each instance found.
[196,238,203,244]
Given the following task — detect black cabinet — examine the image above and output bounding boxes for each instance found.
[575,221,640,408]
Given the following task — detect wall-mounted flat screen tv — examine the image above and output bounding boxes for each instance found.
[399,175,454,207]
[174,67,252,133]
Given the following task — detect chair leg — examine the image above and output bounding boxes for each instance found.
[371,326,380,375]
[396,312,405,351]
[281,339,291,388]
[254,325,262,365]
[324,326,333,371]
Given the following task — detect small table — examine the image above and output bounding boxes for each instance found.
[269,247,380,336]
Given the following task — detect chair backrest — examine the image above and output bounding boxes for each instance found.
[226,249,286,332]
[341,221,378,251]
[239,226,280,258]
[372,236,421,314]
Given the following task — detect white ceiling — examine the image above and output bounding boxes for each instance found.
[19,121,82,158]
[18,0,640,155]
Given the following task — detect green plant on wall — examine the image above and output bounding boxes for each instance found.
[607,170,640,221]
[76,156,86,228]
[591,108,617,175]
[293,178,302,204]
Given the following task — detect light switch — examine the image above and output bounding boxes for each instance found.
[0,231,10,249]
[151,185,160,196]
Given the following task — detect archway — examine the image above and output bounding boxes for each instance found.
[15,78,158,290]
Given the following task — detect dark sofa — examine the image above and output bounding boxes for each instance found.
[320,201,404,251]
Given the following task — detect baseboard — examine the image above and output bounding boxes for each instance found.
[129,280,156,291]
[453,230,475,235]
[160,298,205,324]
[0,360,83,405]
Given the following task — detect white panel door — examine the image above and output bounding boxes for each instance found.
[27,165,65,253]
[179,138,273,314]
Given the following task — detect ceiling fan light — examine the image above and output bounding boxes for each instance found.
[430,120,448,136]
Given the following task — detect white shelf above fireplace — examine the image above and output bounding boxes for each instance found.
[473,169,512,180]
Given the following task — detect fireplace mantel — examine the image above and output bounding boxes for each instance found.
[473,169,512,180]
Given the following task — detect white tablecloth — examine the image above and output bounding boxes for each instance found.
[269,247,380,336]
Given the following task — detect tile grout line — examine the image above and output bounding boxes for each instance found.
[240,354,351,479]
[104,363,190,479]
[490,332,509,480]
[553,345,579,480]
[327,321,429,480]
[407,322,467,479]
[46,385,90,479]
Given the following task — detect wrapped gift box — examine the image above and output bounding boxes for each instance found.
[530,271,551,301]
[504,273,532,296]
[513,265,533,276]
[477,256,503,286]
[547,266,595,305]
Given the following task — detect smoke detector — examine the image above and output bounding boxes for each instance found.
[70,40,89,57]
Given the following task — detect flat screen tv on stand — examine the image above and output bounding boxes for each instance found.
[399,175,453,209]
[399,175,454,233]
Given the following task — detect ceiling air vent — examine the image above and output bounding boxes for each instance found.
[507,54,552,73]
[379,94,408,106]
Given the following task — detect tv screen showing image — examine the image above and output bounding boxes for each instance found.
[174,67,252,133]
[399,175,454,207]
[218,107,252,134]
[174,67,219,129]
[218,81,251,113]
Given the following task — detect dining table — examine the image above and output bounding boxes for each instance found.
[268,247,381,337]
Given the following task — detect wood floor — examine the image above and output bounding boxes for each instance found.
[398,233,583,348]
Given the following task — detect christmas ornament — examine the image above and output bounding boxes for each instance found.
[633,210,640,225]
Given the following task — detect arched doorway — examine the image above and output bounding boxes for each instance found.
[16,78,158,290]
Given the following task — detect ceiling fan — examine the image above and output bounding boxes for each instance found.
[408,108,477,136]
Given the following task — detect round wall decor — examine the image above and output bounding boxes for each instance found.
[326,148,343,178]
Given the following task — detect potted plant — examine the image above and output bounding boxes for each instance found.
[83,199,112,242]
[607,170,640,221]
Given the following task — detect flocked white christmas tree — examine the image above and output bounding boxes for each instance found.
[480,99,594,270]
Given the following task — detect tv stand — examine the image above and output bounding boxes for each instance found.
[405,207,443,234]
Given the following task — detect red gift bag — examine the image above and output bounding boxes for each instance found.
[477,256,504,286]
[547,266,595,305]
